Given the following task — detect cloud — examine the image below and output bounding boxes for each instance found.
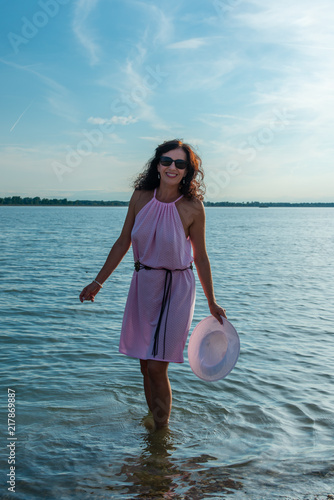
[130,1,174,46]
[166,54,239,92]
[115,59,171,131]
[87,116,138,125]
[168,38,208,49]
[0,58,79,123]
[10,101,34,132]
[195,0,334,163]
[139,136,165,142]
[91,4,174,130]
[107,134,126,144]
[72,0,101,65]
[234,0,334,49]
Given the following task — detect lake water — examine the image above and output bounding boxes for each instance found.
[1,205,333,500]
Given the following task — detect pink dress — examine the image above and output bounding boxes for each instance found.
[119,188,196,363]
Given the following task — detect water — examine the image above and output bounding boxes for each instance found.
[1,206,333,500]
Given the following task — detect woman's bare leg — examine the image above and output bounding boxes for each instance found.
[140,359,153,412]
[147,360,171,429]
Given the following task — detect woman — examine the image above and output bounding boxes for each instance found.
[79,139,227,430]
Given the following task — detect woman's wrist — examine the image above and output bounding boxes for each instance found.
[93,279,103,288]
[208,297,217,306]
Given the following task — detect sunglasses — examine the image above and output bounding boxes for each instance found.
[159,156,188,170]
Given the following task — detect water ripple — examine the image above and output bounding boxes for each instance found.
[1,206,334,499]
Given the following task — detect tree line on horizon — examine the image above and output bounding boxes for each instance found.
[0,196,128,206]
[0,196,333,208]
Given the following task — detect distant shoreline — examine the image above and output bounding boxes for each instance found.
[0,196,333,208]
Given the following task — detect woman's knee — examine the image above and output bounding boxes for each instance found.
[147,360,169,381]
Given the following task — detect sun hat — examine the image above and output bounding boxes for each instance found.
[188,315,240,382]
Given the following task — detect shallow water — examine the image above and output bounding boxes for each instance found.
[1,206,333,499]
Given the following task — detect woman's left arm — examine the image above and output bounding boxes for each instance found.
[189,200,227,324]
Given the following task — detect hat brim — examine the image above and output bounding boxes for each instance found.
[188,315,240,382]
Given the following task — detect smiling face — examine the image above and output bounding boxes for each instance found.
[157,147,188,185]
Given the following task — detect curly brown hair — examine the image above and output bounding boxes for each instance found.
[132,139,205,201]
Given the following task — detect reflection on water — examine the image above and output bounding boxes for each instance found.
[114,427,243,499]
[118,428,178,498]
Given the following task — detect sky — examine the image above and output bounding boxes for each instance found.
[0,0,333,202]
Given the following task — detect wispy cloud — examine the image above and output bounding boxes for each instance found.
[0,59,62,92]
[0,58,78,123]
[87,116,138,125]
[111,57,171,131]
[199,0,334,156]
[130,1,175,46]
[2,0,334,201]
[10,101,34,132]
[72,0,101,65]
[168,38,208,49]
[89,3,174,130]
[234,1,334,48]
[168,54,240,92]
[139,136,165,142]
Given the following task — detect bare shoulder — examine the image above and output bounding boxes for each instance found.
[190,197,204,214]
[117,190,152,247]
[178,196,204,226]
[129,189,142,205]
[132,189,154,216]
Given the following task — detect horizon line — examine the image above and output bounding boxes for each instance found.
[0,196,334,207]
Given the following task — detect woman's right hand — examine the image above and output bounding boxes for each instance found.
[79,282,102,303]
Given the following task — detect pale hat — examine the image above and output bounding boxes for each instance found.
[188,315,240,381]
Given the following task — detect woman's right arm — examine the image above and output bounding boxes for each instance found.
[79,190,140,302]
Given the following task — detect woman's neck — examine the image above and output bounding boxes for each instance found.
[156,185,181,203]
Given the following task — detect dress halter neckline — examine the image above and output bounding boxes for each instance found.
[153,188,183,204]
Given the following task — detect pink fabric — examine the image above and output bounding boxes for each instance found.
[119,189,196,362]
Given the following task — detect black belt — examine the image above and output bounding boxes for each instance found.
[134,260,193,359]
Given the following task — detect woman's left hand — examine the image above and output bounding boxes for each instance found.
[209,301,227,324]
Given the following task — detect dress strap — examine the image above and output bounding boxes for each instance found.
[173,193,184,203]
